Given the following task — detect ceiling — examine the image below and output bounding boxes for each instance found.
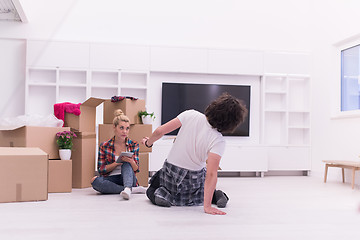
[0,0,27,22]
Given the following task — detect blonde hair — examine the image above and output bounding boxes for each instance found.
[113,109,130,127]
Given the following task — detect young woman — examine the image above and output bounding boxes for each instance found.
[142,93,248,215]
[91,109,145,200]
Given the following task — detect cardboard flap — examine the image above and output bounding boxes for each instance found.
[0,125,25,131]
[82,97,105,107]
[0,147,47,156]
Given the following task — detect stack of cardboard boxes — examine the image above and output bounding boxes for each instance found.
[99,98,152,186]
[64,97,104,189]
[0,125,72,203]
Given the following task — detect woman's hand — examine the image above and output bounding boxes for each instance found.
[120,155,133,163]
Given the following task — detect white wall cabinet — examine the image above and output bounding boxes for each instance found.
[25,66,149,116]
[26,40,149,117]
[27,40,90,68]
[262,74,310,146]
[220,146,268,172]
[150,46,208,73]
[25,39,311,174]
[262,74,311,172]
[207,49,263,75]
[267,147,311,171]
[90,43,150,70]
[264,52,310,75]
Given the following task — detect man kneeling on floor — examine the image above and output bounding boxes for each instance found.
[142,93,248,215]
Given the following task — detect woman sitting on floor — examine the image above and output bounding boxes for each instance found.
[91,109,146,200]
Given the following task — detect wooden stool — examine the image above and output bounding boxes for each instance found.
[323,160,360,189]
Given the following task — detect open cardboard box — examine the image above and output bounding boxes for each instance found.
[103,99,146,125]
[64,97,104,132]
[0,126,70,159]
[0,147,48,203]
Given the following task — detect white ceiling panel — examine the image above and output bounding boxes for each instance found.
[0,0,27,22]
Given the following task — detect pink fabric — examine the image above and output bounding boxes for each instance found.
[54,102,81,126]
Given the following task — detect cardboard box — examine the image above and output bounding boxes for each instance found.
[64,97,104,132]
[137,152,149,187]
[72,132,96,188]
[103,99,146,125]
[0,126,70,159]
[48,159,72,193]
[0,147,48,203]
[98,124,152,152]
[129,124,153,153]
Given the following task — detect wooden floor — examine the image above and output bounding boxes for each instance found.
[1,175,360,240]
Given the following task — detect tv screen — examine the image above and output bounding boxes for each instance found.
[161,82,250,136]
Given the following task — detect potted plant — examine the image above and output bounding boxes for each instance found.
[56,130,77,160]
[138,110,155,124]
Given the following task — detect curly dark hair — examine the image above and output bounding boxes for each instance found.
[205,92,248,133]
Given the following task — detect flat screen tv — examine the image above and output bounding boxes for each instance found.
[161,82,250,136]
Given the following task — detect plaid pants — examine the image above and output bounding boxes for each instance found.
[153,161,206,206]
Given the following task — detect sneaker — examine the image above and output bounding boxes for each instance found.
[215,190,229,208]
[131,186,147,194]
[154,195,171,207]
[121,187,131,200]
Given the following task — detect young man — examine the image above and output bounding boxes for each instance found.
[142,93,248,215]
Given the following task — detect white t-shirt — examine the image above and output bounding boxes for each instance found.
[166,109,225,171]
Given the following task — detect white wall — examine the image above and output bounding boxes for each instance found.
[0,0,314,51]
[308,1,360,181]
[1,0,360,182]
[0,39,26,117]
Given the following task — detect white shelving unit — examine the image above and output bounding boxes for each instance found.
[25,67,149,117]
[262,74,311,172]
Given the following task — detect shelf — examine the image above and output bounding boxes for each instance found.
[288,126,310,129]
[121,85,147,89]
[28,82,56,87]
[59,70,87,85]
[28,68,56,84]
[120,88,147,100]
[26,66,149,115]
[59,83,87,88]
[264,109,287,112]
[264,75,287,93]
[288,110,310,113]
[121,72,147,87]
[288,128,310,145]
[264,90,287,94]
[262,74,310,147]
[264,94,286,110]
[58,86,87,103]
[91,71,119,86]
[91,85,119,89]
[91,87,118,99]
[263,111,287,145]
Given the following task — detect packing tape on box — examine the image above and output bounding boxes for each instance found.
[16,183,22,201]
